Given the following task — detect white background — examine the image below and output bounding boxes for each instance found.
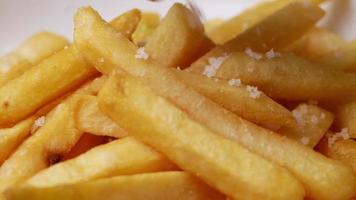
[0,0,355,55]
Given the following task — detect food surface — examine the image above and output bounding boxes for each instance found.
[0,0,356,200]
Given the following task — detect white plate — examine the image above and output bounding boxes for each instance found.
[0,0,355,55]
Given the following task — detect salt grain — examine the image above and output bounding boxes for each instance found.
[265,48,281,59]
[246,85,262,99]
[202,53,230,78]
[292,105,308,127]
[310,115,319,124]
[300,137,310,145]
[245,48,263,60]
[328,128,350,147]
[135,47,149,60]
[228,79,241,87]
[31,116,46,134]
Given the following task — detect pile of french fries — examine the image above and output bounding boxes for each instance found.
[1,0,356,199]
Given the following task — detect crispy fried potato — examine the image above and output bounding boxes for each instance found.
[74,6,356,200]
[73,95,127,138]
[7,172,224,200]
[0,53,32,87]
[319,40,356,73]
[0,46,97,128]
[109,9,141,38]
[203,18,224,40]
[325,139,356,172]
[278,104,334,147]
[0,78,105,197]
[0,118,34,165]
[334,101,356,139]
[189,51,356,102]
[131,12,160,46]
[285,27,346,61]
[190,2,324,71]
[99,72,305,200]
[62,133,108,160]
[208,0,325,45]
[144,3,212,69]
[174,70,295,129]
[12,32,69,65]
[25,137,176,187]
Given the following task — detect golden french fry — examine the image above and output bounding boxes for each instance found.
[109,9,141,38]
[203,18,224,40]
[62,133,108,160]
[285,27,346,61]
[0,53,32,87]
[74,7,356,199]
[131,12,160,46]
[189,2,324,71]
[0,46,97,128]
[278,104,334,147]
[334,101,356,139]
[7,172,224,200]
[319,40,356,73]
[0,77,105,197]
[0,117,34,165]
[99,72,305,200]
[188,51,356,102]
[208,0,325,45]
[174,70,295,129]
[144,3,212,69]
[326,139,356,173]
[13,32,69,65]
[73,95,127,138]
[25,137,176,187]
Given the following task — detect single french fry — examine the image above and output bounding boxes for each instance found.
[284,27,346,61]
[24,137,176,187]
[0,46,97,128]
[109,9,141,38]
[74,7,356,199]
[0,53,32,87]
[189,2,324,72]
[13,32,69,65]
[7,172,225,200]
[73,95,127,138]
[334,101,356,139]
[0,117,34,165]
[131,12,160,46]
[0,77,105,197]
[99,72,305,200]
[278,104,334,147]
[174,70,295,129]
[144,3,212,69]
[208,0,325,45]
[62,133,108,160]
[319,40,356,73]
[189,51,356,102]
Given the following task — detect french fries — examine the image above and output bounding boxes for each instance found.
[99,72,305,200]
[208,0,325,45]
[188,51,356,102]
[109,9,141,38]
[144,3,212,69]
[0,53,32,87]
[0,117,34,165]
[7,172,224,200]
[278,103,334,147]
[74,6,356,200]
[174,70,295,129]
[24,137,176,187]
[334,102,356,138]
[189,2,324,74]
[131,12,160,46]
[73,95,127,138]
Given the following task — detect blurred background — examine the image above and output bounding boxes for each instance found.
[0,0,355,55]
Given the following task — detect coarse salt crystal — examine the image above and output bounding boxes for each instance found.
[328,128,350,147]
[246,85,262,99]
[245,48,263,60]
[310,115,319,124]
[135,47,149,60]
[265,48,281,59]
[31,116,46,134]
[300,137,310,145]
[202,53,229,78]
[292,105,308,127]
[228,79,241,87]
